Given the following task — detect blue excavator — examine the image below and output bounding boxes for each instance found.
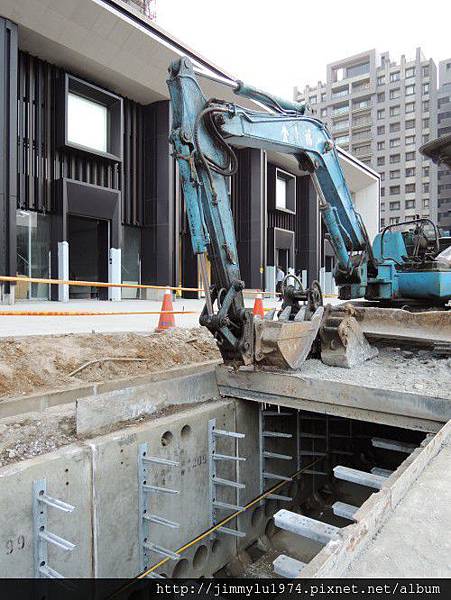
[168,57,451,370]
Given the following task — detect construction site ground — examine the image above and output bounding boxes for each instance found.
[0,309,450,579]
[0,327,219,399]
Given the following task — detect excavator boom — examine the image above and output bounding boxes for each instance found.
[168,57,450,369]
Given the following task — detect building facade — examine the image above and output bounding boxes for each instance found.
[295,48,438,230]
[0,0,379,304]
[437,59,451,235]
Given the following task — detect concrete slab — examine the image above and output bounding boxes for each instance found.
[0,445,92,577]
[87,399,238,578]
[346,439,451,577]
[76,368,218,435]
[217,364,451,432]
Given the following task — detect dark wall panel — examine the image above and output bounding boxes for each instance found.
[296,175,320,283]
[0,19,18,285]
[16,51,144,227]
[232,149,266,289]
[141,100,175,286]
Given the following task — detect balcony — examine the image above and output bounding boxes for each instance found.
[352,145,372,159]
[331,87,349,100]
[332,120,350,132]
[352,102,372,114]
[352,80,371,95]
[352,117,372,130]
[332,106,350,117]
[352,129,372,143]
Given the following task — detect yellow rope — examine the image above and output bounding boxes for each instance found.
[139,457,321,577]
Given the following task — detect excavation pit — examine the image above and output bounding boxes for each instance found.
[0,345,450,578]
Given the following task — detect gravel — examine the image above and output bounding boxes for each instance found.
[300,346,451,398]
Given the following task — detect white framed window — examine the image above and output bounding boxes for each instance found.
[67,93,108,153]
[276,176,287,210]
[275,169,296,213]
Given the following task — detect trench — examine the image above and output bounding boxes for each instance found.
[158,402,427,579]
[0,365,442,579]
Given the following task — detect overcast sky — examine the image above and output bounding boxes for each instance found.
[156,0,451,98]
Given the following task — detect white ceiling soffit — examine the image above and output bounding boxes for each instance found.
[267,149,380,191]
[2,0,260,106]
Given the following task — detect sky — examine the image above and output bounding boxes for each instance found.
[156,0,451,99]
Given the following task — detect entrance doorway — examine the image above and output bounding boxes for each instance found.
[277,248,289,275]
[68,216,109,299]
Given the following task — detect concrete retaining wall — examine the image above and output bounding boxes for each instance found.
[0,392,271,578]
[0,445,93,577]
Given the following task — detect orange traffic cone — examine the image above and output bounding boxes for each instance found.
[155,287,176,332]
[253,291,265,319]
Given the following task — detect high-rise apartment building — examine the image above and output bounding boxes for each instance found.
[294,48,438,229]
[437,59,451,235]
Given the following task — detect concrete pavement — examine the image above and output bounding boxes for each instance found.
[0,297,274,337]
[0,296,341,337]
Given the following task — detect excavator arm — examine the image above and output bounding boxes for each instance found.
[167,57,375,368]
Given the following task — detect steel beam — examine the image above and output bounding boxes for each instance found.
[333,466,386,489]
[274,509,339,545]
[273,554,306,578]
[371,467,393,478]
[332,501,358,521]
[372,437,416,454]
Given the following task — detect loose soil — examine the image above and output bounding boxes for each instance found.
[0,400,211,468]
[0,328,220,400]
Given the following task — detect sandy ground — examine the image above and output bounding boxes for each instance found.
[0,327,221,467]
[0,327,220,399]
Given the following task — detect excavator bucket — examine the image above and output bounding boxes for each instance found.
[340,304,451,347]
[254,306,324,370]
[320,305,378,368]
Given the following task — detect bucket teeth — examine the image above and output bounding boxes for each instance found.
[320,306,378,368]
[254,306,324,370]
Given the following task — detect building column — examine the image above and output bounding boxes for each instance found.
[235,148,267,290]
[296,175,321,286]
[141,100,175,297]
[0,19,18,303]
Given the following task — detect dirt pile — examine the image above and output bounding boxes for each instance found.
[0,328,220,399]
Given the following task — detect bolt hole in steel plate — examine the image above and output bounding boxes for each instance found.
[161,430,174,447]
[211,539,221,554]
